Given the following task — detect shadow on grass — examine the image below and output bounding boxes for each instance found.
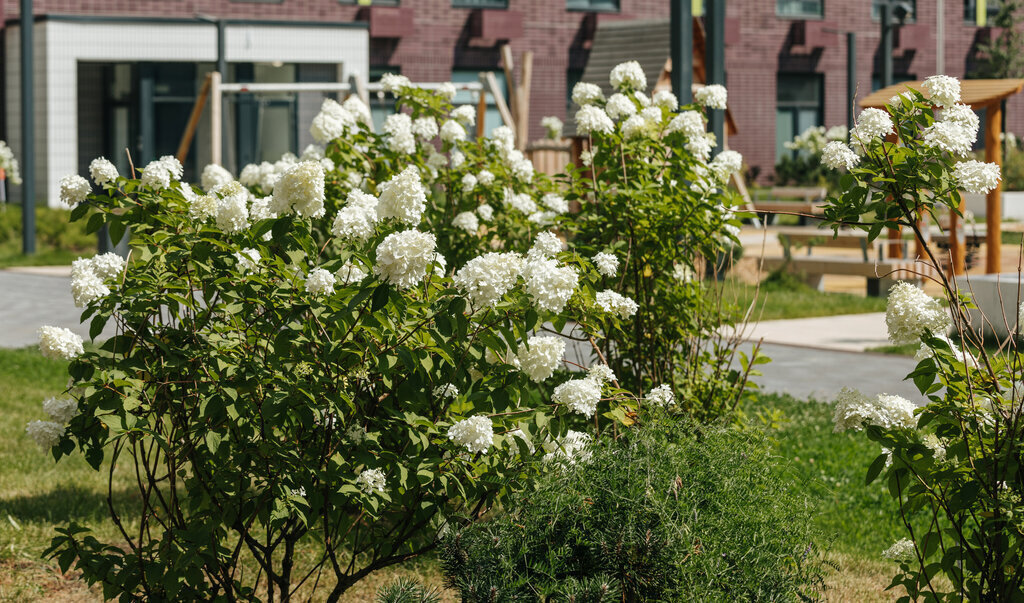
[0,483,142,525]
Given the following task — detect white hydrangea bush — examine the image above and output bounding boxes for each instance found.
[819,74,1024,600]
[560,61,756,419]
[42,94,650,600]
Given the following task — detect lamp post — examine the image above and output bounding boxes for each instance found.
[21,0,34,254]
[879,0,913,89]
[706,0,725,157]
[670,0,693,104]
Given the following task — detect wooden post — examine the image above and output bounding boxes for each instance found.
[350,73,374,133]
[485,71,515,131]
[516,51,533,150]
[476,73,488,139]
[948,197,966,275]
[176,73,212,165]
[500,45,518,131]
[210,71,223,167]
[986,100,1003,273]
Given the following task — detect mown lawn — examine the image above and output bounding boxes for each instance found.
[1,344,913,601]
[0,204,95,269]
[722,271,887,322]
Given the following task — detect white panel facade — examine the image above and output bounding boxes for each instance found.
[5,19,369,207]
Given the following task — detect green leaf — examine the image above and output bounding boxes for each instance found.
[866,452,889,485]
[372,284,390,312]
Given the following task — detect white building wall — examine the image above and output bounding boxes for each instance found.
[5,19,369,207]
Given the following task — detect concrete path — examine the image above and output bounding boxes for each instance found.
[0,270,95,348]
[741,312,890,352]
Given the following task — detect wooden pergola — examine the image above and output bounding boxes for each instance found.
[860,79,1024,274]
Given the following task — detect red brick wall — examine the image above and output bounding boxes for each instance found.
[6,1,1022,181]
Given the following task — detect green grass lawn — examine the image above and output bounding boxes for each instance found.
[0,344,910,600]
[0,204,95,268]
[722,271,887,321]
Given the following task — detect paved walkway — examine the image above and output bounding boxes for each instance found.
[0,269,922,402]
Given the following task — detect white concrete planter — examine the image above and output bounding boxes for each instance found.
[954,273,1024,339]
[963,190,1024,220]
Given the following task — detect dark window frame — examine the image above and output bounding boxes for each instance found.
[775,72,825,162]
[566,0,621,13]
[964,0,1002,24]
[452,0,508,7]
[870,0,918,22]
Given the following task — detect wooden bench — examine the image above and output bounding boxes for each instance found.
[760,255,940,297]
[752,187,828,225]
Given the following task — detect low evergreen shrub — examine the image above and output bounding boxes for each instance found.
[439,415,828,602]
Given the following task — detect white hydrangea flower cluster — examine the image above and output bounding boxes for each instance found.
[451,211,479,234]
[832,387,917,432]
[694,84,728,110]
[71,253,126,307]
[666,110,705,139]
[58,174,91,208]
[25,420,64,450]
[239,154,302,193]
[411,116,438,141]
[42,397,79,424]
[542,429,592,464]
[440,120,467,144]
[595,290,639,319]
[433,384,459,399]
[672,263,695,283]
[553,377,603,417]
[922,121,975,156]
[447,415,494,454]
[332,189,379,243]
[516,335,566,382]
[356,468,387,494]
[914,334,978,368]
[922,75,961,108]
[234,248,261,274]
[310,98,357,144]
[575,105,615,135]
[453,252,524,309]
[588,363,616,384]
[478,169,495,186]
[374,229,438,289]
[709,150,743,181]
[304,268,336,296]
[503,189,538,215]
[821,141,860,171]
[201,164,234,191]
[941,104,980,140]
[529,231,564,258]
[953,160,1001,194]
[541,115,563,139]
[653,90,678,111]
[507,429,535,453]
[451,105,476,127]
[477,204,494,221]
[571,82,604,106]
[610,60,647,91]
[593,252,618,278]
[850,108,895,144]
[89,157,119,185]
[140,155,183,190]
[377,166,427,225]
[336,261,368,285]
[383,113,417,154]
[0,140,22,184]
[271,161,326,218]
[523,256,579,313]
[885,281,951,345]
[882,538,917,562]
[541,193,569,214]
[606,93,637,120]
[212,181,251,234]
[38,326,84,360]
[647,384,675,407]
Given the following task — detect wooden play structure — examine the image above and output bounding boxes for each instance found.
[859,78,1024,275]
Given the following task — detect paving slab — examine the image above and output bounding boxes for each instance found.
[740,312,890,352]
[0,271,96,348]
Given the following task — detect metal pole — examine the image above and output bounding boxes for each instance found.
[936,0,945,75]
[706,0,725,157]
[20,0,35,254]
[847,32,856,134]
[670,0,693,104]
[881,3,893,88]
[216,19,228,170]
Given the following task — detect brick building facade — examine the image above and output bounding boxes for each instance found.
[0,0,1019,202]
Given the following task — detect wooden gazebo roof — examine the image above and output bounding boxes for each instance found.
[859,78,1024,275]
[859,79,1024,111]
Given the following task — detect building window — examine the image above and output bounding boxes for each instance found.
[338,0,399,5]
[776,0,824,18]
[776,73,823,163]
[566,0,620,12]
[964,0,1002,24]
[566,68,584,113]
[452,70,508,137]
[453,0,508,7]
[871,0,916,21]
